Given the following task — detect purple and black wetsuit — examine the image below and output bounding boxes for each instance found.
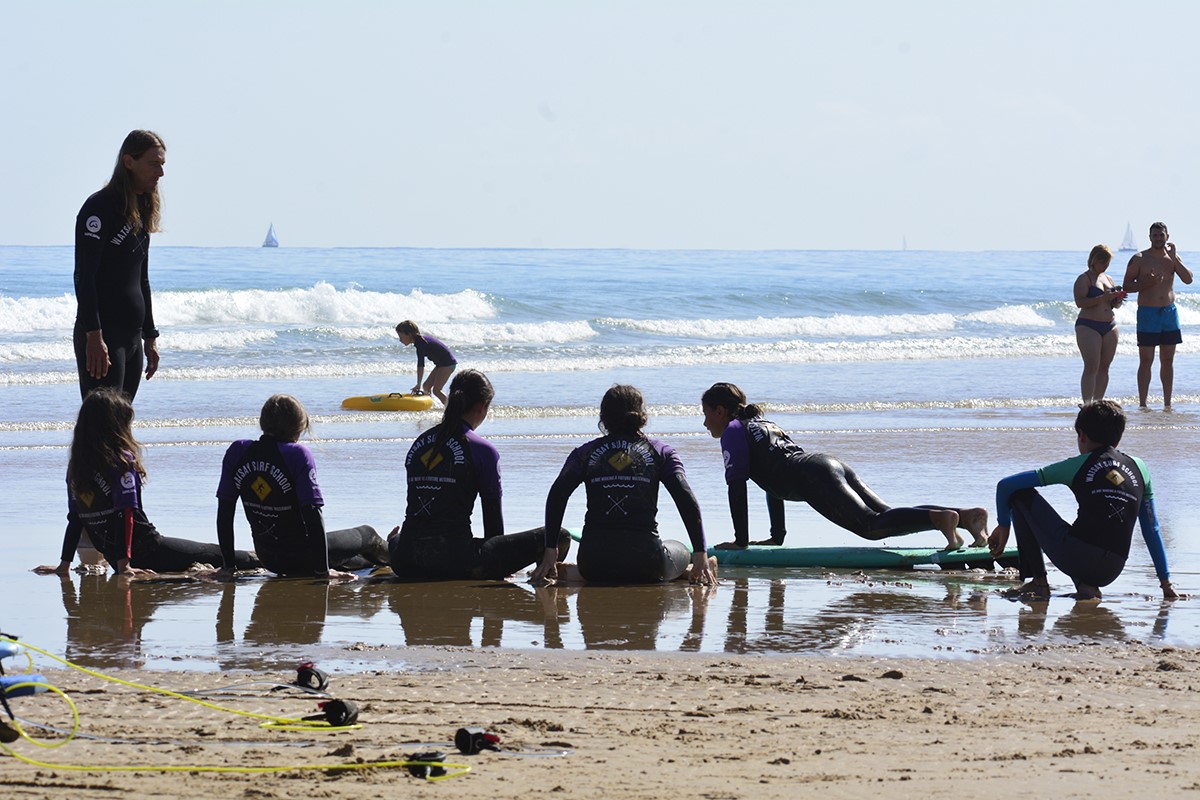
[413,335,457,372]
[216,436,384,576]
[545,433,705,583]
[390,421,556,579]
[61,456,255,573]
[720,416,961,547]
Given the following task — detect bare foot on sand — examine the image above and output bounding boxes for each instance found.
[958,507,989,548]
[1072,583,1102,600]
[931,509,963,551]
[1001,578,1050,600]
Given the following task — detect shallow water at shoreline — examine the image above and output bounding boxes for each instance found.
[6,565,1192,675]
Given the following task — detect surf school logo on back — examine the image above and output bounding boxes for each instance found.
[607,450,634,472]
[251,476,273,501]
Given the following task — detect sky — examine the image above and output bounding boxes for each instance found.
[3,1,1199,250]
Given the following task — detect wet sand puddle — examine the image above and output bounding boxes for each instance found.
[20,565,1195,674]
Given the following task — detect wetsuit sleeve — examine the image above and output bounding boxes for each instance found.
[469,435,503,505]
[766,494,786,541]
[284,443,323,506]
[481,495,504,540]
[215,444,240,500]
[544,453,585,548]
[1035,453,1088,487]
[994,470,1043,526]
[662,469,706,553]
[60,506,84,565]
[217,495,238,569]
[74,196,108,333]
[1137,498,1170,582]
[141,244,158,339]
[728,480,750,548]
[298,505,332,576]
[1133,456,1155,501]
[720,420,751,484]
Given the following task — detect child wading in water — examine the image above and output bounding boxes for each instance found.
[395,320,457,405]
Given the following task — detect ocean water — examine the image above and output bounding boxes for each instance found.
[2,246,1198,668]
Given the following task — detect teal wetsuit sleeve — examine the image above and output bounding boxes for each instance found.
[1035,452,1089,487]
[1132,456,1155,501]
[1138,498,1170,582]
[995,471,1042,526]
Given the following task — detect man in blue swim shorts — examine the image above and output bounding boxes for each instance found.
[1123,222,1193,409]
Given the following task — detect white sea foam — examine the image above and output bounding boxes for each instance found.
[0,285,498,332]
[0,293,75,332]
[601,313,958,338]
[153,284,495,325]
[14,332,1197,386]
[962,305,1056,327]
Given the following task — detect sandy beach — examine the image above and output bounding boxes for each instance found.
[3,644,1198,798]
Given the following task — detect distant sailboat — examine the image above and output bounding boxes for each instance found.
[262,223,279,248]
[1118,222,1137,252]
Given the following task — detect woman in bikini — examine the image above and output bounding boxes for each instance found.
[1074,244,1126,403]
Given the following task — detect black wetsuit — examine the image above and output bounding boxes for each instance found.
[216,437,385,577]
[545,434,704,583]
[61,460,257,573]
[720,417,958,546]
[73,186,158,400]
[390,422,556,580]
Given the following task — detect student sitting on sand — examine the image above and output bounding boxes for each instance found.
[531,384,717,585]
[395,320,457,405]
[389,369,570,579]
[215,394,389,581]
[700,382,989,551]
[34,388,259,578]
[988,400,1177,600]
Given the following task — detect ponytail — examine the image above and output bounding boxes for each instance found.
[435,369,495,449]
[598,384,648,437]
[701,382,762,420]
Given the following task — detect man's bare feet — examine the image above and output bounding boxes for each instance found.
[749,537,784,546]
[958,507,989,548]
[713,541,747,551]
[1072,583,1102,600]
[931,509,963,551]
[1001,578,1050,600]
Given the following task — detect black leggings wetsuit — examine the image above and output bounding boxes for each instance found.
[256,525,388,577]
[74,327,145,401]
[390,527,566,581]
[1009,489,1126,588]
[577,531,691,584]
[135,536,259,573]
[765,453,957,541]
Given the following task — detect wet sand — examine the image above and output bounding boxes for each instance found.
[4,644,1199,798]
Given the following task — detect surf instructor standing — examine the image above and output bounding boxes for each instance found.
[74,130,166,401]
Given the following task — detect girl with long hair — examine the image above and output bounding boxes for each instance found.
[700,382,989,551]
[34,388,258,577]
